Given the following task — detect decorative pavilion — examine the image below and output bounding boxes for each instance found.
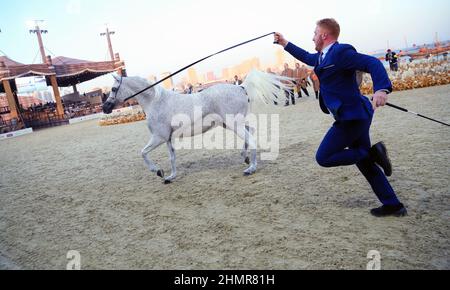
[0,53,125,122]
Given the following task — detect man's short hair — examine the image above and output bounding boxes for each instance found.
[317,18,340,39]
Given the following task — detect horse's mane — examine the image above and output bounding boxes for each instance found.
[126,76,164,100]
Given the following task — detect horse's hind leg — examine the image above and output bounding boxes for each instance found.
[233,126,257,176]
[163,140,177,184]
[241,136,249,164]
[141,136,165,178]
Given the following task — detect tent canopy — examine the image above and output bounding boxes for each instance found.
[0,55,124,92]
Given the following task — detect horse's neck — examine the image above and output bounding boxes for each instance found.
[135,93,154,114]
[135,85,170,114]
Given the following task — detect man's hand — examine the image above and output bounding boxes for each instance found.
[274,32,288,48]
[372,90,388,110]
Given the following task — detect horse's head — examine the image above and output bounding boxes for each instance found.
[103,74,155,114]
[103,74,129,114]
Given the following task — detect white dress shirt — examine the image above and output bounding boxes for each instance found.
[320,42,336,63]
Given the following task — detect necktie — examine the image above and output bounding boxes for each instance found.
[319,52,324,64]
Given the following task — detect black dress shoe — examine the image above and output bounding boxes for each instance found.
[370,142,392,177]
[371,203,407,217]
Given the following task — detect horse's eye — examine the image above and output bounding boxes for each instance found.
[112,87,118,93]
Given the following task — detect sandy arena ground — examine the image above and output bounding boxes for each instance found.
[0,85,449,270]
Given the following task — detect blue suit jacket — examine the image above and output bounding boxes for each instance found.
[285,42,392,120]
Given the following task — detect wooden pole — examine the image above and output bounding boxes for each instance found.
[35,25,47,64]
[2,79,19,119]
[106,27,115,61]
[49,75,64,116]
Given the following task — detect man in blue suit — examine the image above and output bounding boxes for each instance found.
[274,18,407,217]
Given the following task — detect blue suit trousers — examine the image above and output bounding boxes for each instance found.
[316,117,400,206]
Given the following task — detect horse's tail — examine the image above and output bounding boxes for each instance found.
[241,69,295,105]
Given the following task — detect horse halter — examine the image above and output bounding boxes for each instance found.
[110,75,123,101]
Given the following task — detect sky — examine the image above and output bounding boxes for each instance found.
[0,0,449,92]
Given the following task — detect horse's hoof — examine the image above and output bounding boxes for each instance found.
[164,179,172,184]
[157,169,164,178]
[245,157,250,165]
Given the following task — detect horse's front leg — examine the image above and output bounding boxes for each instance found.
[142,136,165,178]
[163,140,177,184]
[241,125,256,165]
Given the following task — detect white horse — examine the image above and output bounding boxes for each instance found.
[103,69,293,183]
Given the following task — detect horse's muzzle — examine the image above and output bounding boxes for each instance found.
[102,101,115,114]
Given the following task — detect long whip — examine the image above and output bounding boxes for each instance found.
[123,32,276,102]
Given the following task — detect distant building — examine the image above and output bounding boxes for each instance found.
[62,91,82,104]
[228,57,261,79]
[206,71,216,82]
[62,88,103,105]
[84,88,103,105]
[161,72,174,89]
[275,48,285,70]
[187,67,199,85]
